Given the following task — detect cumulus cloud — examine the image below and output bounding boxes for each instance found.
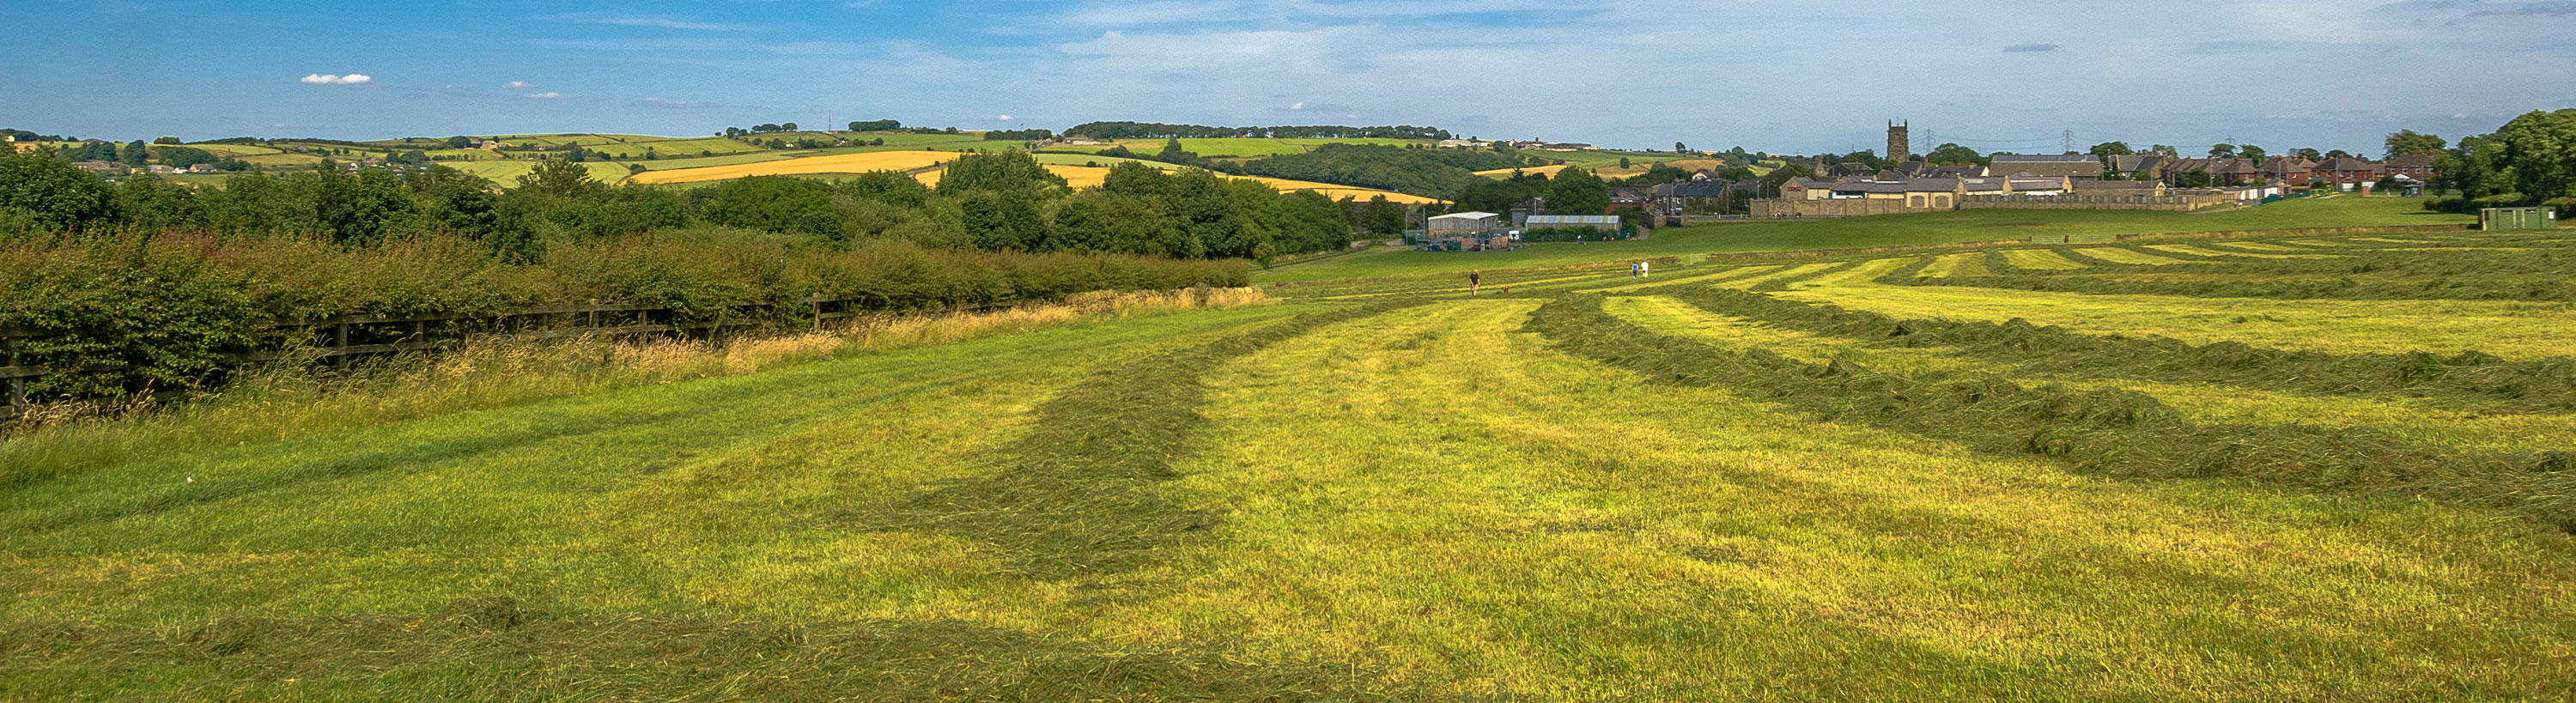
[524,91,564,99]
[997,114,1014,120]
[2002,43,2059,52]
[299,73,372,85]
[504,81,532,88]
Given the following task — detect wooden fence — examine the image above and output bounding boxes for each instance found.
[1,294,919,413]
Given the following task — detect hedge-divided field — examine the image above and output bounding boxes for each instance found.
[4,225,2574,699]
[637,152,1449,203]
[1259,196,2477,282]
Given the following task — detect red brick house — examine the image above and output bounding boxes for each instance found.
[2385,153,2436,181]
[2315,157,2386,185]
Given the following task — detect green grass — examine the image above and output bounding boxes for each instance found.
[618,136,770,156]
[629,151,800,171]
[1260,197,2473,282]
[1030,153,1176,169]
[10,234,2576,698]
[442,160,634,187]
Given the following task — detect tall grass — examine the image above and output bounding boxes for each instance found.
[0,288,1271,489]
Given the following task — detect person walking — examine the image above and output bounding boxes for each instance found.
[1630,262,1639,278]
[1640,260,1650,279]
[1469,270,1481,296]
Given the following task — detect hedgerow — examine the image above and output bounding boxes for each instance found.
[0,230,1249,397]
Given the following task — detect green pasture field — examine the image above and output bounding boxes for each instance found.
[171,142,281,156]
[443,160,634,187]
[9,229,2576,698]
[1030,153,1176,169]
[234,152,327,167]
[421,148,496,161]
[361,137,457,149]
[614,136,768,157]
[1260,196,2474,282]
[1539,149,1681,169]
[629,151,803,171]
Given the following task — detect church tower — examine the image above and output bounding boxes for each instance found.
[1887,120,1911,162]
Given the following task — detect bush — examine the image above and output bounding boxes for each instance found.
[0,230,1249,398]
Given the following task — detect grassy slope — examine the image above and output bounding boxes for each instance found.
[1259,197,2472,282]
[12,235,2576,697]
[441,160,635,186]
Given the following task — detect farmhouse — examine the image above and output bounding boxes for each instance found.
[2387,153,2436,180]
[2108,155,2172,180]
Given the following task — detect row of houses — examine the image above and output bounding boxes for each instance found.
[1753,167,2251,217]
[70,161,224,175]
[2111,154,2432,186]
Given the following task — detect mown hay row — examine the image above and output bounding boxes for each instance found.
[0,597,1416,700]
[884,300,1424,579]
[1650,285,2576,413]
[1525,293,2576,531]
[2001,250,2090,271]
[2071,247,2192,265]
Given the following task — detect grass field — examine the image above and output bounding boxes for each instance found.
[9,229,2575,699]
[908,164,1445,204]
[1261,197,2473,282]
[626,151,958,185]
[443,160,635,187]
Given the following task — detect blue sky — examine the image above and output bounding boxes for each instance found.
[5,0,2573,155]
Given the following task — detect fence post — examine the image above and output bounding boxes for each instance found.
[4,332,21,411]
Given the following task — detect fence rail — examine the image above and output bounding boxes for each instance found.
[1,294,945,412]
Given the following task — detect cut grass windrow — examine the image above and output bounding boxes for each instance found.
[1525,294,2576,531]
[1656,285,2576,413]
[0,597,1414,701]
[885,300,1426,580]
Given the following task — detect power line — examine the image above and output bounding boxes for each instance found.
[1935,135,2057,143]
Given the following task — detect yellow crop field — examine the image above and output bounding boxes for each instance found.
[1474,164,1569,178]
[627,150,957,185]
[912,165,1443,204]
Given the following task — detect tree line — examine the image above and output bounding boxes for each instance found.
[1062,122,1452,141]
[0,147,1364,265]
[1236,144,1536,198]
[2422,110,2576,214]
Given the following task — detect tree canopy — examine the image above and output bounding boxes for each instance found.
[2385,130,2447,159]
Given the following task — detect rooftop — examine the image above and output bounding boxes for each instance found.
[1990,154,2099,163]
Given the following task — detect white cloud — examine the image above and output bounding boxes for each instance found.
[504,81,532,88]
[299,73,372,86]
[998,113,1014,120]
[525,92,564,99]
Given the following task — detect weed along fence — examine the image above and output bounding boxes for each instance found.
[0,294,959,415]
